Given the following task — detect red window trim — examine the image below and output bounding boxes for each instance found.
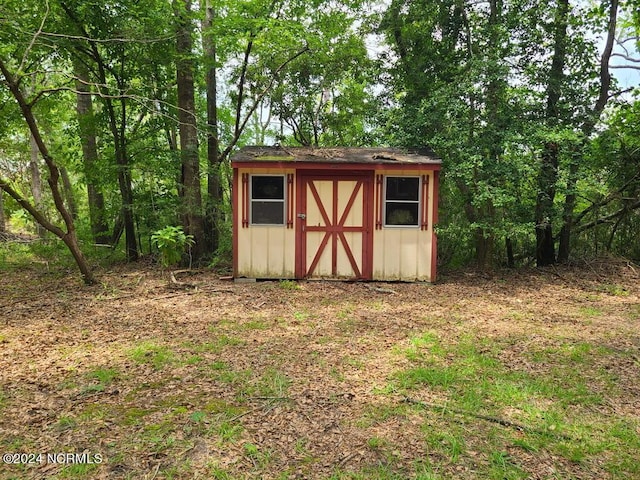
[287,173,294,228]
[421,174,429,230]
[244,174,289,227]
[375,174,383,230]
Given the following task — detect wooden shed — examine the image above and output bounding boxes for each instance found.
[231,146,442,282]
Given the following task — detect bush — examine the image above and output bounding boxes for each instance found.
[151,226,194,268]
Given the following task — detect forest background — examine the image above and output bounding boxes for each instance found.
[1,0,639,284]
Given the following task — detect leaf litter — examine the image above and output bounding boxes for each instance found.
[0,259,639,479]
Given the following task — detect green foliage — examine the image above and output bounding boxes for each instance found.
[1,0,638,275]
[151,226,194,268]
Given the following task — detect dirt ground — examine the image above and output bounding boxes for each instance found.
[0,259,639,479]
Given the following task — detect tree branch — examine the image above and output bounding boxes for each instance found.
[574,199,640,234]
[221,43,311,161]
[18,0,50,75]
[609,65,640,70]
[610,52,640,63]
[0,178,65,238]
[234,34,256,139]
[573,172,640,226]
[593,0,617,117]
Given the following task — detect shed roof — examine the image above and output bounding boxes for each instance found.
[231,146,441,165]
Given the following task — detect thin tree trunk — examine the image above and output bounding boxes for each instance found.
[113,112,138,261]
[506,237,515,268]
[476,232,494,270]
[203,0,222,254]
[557,152,579,262]
[74,58,110,244]
[0,186,5,233]
[60,2,137,260]
[29,134,46,238]
[536,141,559,266]
[175,0,205,260]
[60,167,78,221]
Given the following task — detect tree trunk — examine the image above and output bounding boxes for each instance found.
[203,0,222,255]
[29,134,46,238]
[557,154,578,263]
[60,167,78,221]
[536,141,558,266]
[474,229,494,271]
[0,186,5,233]
[114,135,138,261]
[535,0,569,267]
[175,0,205,260]
[74,58,110,244]
[505,237,515,268]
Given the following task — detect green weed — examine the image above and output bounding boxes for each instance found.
[129,342,176,370]
[279,279,300,290]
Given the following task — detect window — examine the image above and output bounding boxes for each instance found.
[251,175,285,225]
[384,176,420,226]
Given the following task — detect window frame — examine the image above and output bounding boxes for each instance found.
[249,174,286,226]
[383,175,421,228]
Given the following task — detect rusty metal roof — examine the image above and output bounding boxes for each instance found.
[231,146,441,165]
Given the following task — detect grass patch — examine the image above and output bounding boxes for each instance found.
[0,388,6,412]
[85,366,119,385]
[257,368,291,397]
[243,319,269,330]
[129,342,176,370]
[596,283,629,296]
[55,416,77,432]
[243,442,273,468]
[387,331,637,477]
[488,451,527,480]
[578,306,603,318]
[185,335,245,354]
[57,463,100,479]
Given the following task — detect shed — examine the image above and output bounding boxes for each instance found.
[231,146,442,282]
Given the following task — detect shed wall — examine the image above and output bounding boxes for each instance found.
[234,165,439,281]
[371,170,436,281]
[235,167,296,278]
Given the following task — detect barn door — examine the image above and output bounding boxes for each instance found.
[296,173,373,279]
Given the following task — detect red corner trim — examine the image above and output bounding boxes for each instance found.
[375,174,383,230]
[421,174,429,230]
[431,171,440,282]
[232,168,239,276]
[241,173,249,228]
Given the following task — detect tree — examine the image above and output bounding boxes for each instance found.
[73,57,110,245]
[174,0,205,260]
[378,0,624,269]
[0,57,97,284]
[534,0,570,266]
[379,0,523,269]
[556,0,619,262]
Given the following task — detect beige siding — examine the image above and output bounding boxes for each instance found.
[372,170,435,281]
[236,168,295,278]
